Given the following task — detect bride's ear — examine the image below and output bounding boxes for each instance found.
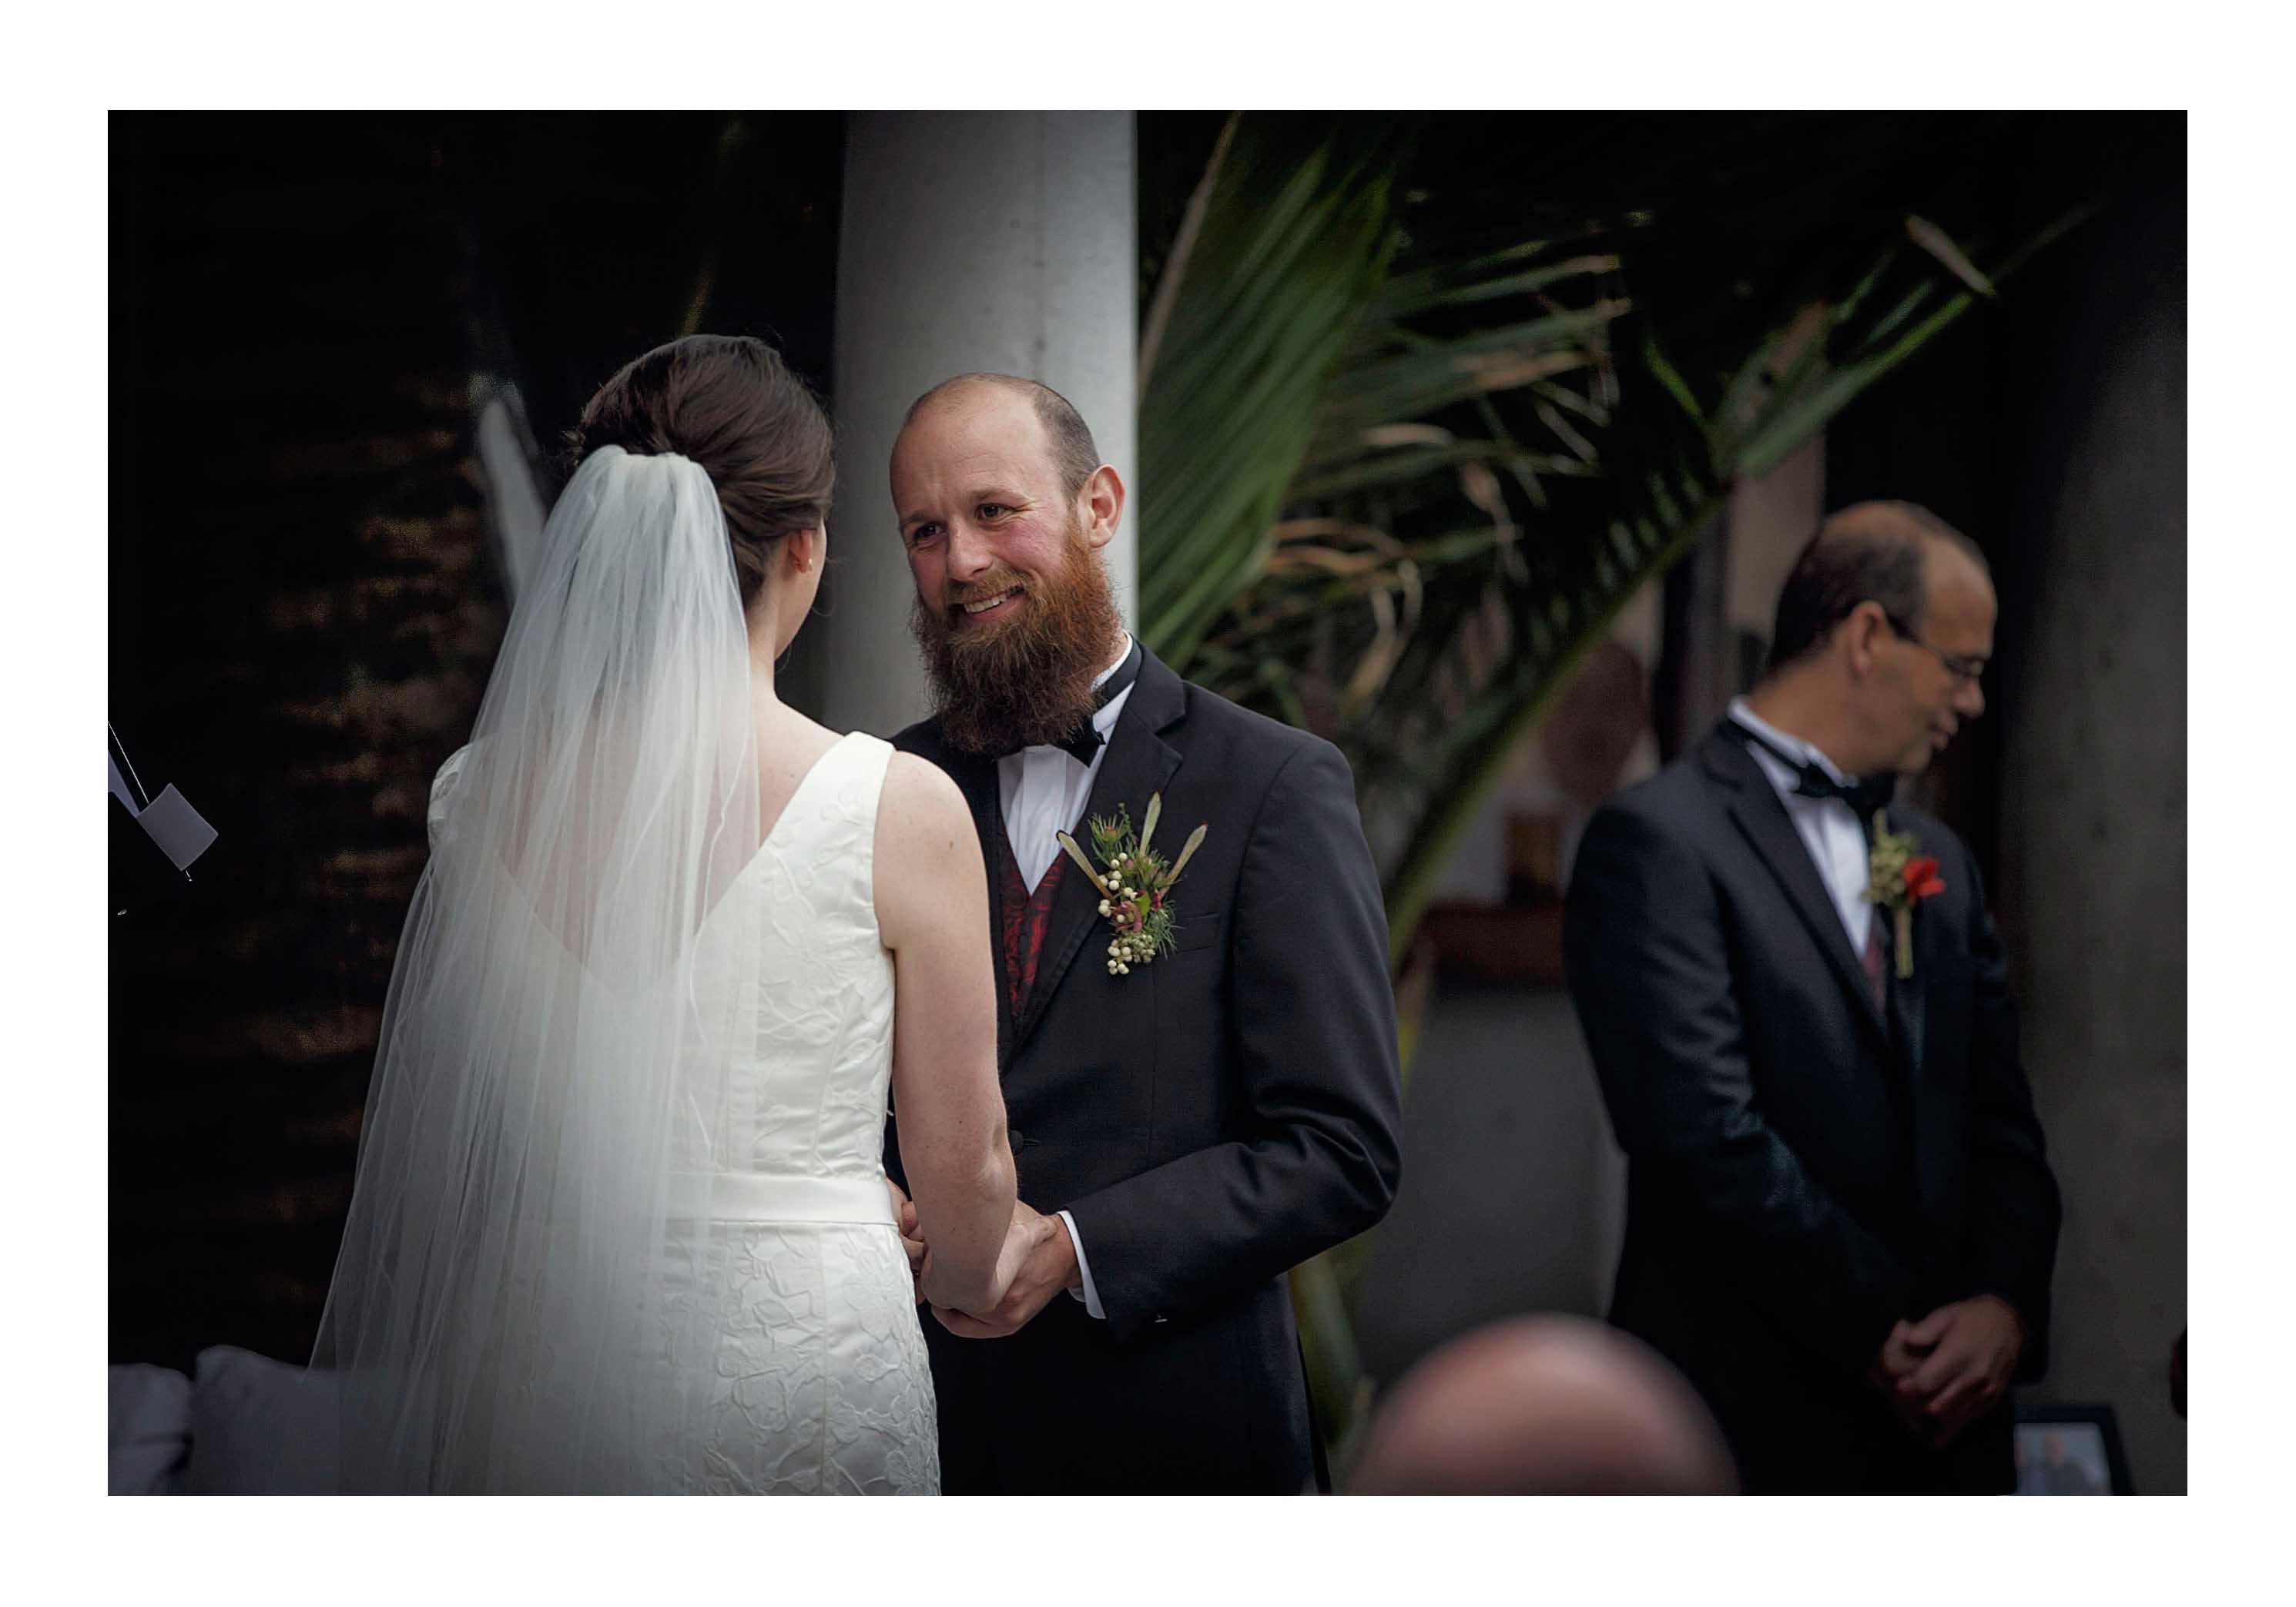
[783,527,822,576]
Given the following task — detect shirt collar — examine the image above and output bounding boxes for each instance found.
[1727,696,1852,785]
[1089,634,1136,737]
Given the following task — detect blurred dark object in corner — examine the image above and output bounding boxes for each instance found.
[2012,1404,2135,1495]
[1348,1314,1738,1495]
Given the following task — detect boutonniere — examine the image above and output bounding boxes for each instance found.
[1056,793,1208,976]
[1865,810,1946,979]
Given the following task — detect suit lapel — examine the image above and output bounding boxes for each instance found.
[1701,730,1895,1060]
[1011,651,1185,1056]
[925,739,1015,1066]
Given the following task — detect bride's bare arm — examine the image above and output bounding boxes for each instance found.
[875,752,1016,1312]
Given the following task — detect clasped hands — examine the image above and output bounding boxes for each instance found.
[884,1180,1081,1340]
[1868,1294,2025,1451]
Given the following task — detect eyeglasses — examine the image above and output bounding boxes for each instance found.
[1880,611,1988,686]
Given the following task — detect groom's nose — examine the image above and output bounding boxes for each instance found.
[945,520,997,583]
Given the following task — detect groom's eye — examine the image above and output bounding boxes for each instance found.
[978,503,1009,520]
[907,523,941,547]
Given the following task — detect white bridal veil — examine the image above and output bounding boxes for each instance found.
[311,446,763,1491]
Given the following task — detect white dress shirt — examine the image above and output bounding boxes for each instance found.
[997,635,1136,1321]
[1727,697,1875,954]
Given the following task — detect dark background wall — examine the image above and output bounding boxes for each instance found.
[108,113,842,1371]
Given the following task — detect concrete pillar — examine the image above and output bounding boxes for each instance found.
[805,112,1138,738]
[1996,182,2186,1494]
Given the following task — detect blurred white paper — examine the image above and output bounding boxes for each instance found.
[137,785,217,872]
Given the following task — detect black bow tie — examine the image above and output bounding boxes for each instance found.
[1730,719,1896,826]
[1044,722,1108,767]
[1006,641,1141,765]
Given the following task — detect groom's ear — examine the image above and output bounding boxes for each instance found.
[1077,464,1125,551]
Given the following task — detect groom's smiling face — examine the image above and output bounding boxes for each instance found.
[893,383,1111,634]
[893,380,1127,754]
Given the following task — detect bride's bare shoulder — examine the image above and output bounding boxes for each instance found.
[877,750,971,847]
[872,752,984,949]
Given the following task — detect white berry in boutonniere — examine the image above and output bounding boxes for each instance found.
[1865,809,1946,979]
[1057,792,1207,976]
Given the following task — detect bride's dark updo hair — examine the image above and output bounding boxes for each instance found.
[571,334,835,609]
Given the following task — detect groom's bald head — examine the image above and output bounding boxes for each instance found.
[900,373,1102,501]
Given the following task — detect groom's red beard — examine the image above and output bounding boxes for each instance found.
[910,529,1126,757]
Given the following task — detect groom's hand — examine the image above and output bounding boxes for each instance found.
[887,1179,927,1302]
[930,1201,1079,1340]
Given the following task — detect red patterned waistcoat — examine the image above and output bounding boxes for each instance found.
[997,825,1068,1022]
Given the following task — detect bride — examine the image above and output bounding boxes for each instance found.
[311,334,1017,1493]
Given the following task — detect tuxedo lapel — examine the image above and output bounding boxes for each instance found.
[1701,731,1895,1060]
[1011,651,1186,1056]
[930,742,1016,1066]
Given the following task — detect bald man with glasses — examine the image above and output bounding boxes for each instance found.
[1564,501,2060,1493]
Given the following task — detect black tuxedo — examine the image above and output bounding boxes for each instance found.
[1562,723,2060,1493]
[888,646,1403,1493]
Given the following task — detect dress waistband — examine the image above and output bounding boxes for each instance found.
[665,1172,897,1227]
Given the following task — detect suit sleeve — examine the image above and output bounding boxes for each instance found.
[1563,801,1921,1375]
[1059,739,1403,1343]
[1952,847,2062,1381]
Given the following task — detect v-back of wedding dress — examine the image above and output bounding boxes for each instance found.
[662,730,937,1493]
[432,729,938,1495]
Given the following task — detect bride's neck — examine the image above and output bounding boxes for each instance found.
[746,614,788,711]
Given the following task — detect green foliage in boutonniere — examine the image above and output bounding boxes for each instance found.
[1865,810,1947,979]
[1056,792,1208,976]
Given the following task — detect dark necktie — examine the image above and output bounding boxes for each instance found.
[1008,640,1141,765]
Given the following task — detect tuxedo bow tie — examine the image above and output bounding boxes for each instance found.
[1729,719,1896,825]
[1003,639,1142,765]
[1041,722,1108,767]
[1792,765,1896,825]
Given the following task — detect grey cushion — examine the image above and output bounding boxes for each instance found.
[108,1364,193,1495]
[183,1347,340,1495]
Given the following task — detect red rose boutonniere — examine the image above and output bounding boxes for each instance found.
[1866,812,1946,979]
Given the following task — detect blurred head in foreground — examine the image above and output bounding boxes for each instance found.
[1347,1316,1738,1495]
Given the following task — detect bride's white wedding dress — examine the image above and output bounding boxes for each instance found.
[319,448,936,1495]
[427,730,940,1495]
[654,730,939,1494]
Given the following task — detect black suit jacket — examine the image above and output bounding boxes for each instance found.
[1562,723,2060,1494]
[888,646,1403,1493]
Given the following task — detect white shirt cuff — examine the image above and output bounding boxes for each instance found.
[1055,1209,1107,1321]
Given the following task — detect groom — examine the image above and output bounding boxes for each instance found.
[881,373,1403,1494]
[1563,502,2060,1493]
